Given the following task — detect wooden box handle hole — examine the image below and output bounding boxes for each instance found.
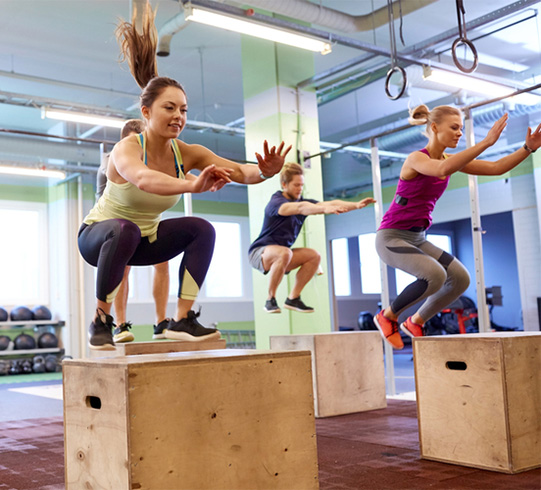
[446,361,467,371]
[86,396,102,409]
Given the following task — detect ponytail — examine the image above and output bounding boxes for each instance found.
[115,1,159,89]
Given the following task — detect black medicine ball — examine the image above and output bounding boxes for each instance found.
[358,311,377,331]
[14,333,36,350]
[32,305,52,321]
[0,307,8,322]
[37,332,59,349]
[0,335,13,351]
[10,306,33,322]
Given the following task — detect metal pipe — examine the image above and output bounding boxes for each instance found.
[370,137,396,396]
[464,108,490,332]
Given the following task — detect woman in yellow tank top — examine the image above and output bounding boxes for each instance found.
[78,2,291,350]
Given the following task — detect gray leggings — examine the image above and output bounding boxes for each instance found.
[375,228,470,322]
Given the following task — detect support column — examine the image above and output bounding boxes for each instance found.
[242,39,331,348]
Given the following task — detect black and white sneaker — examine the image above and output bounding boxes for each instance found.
[284,296,314,313]
[89,310,116,350]
[152,318,171,340]
[113,322,134,343]
[264,297,281,314]
[164,310,221,342]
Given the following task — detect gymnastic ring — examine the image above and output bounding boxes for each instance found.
[451,37,478,73]
[385,66,407,100]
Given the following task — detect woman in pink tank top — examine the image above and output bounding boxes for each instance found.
[373,104,541,350]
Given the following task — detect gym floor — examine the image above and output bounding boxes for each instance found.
[1,351,539,489]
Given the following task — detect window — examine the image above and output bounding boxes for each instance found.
[395,234,453,292]
[331,238,351,296]
[358,233,381,294]
[0,201,49,305]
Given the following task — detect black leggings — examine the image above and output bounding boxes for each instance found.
[78,217,215,303]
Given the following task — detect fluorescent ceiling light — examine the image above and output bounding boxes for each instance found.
[0,165,66,179]
[423,67,539,106]
[184,4,332,54]
[42,108,126,129]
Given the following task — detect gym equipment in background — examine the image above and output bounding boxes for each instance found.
[10,305,33,322]
[0,306,8,322]
[37,332,59,349]
[32,305,52,321]
[13,333,37,350]
[0,335,13,351]
[357,311,376,331]
[33,355,46,373]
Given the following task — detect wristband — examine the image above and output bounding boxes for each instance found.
[259,170,272,180]
[523,143,536,153]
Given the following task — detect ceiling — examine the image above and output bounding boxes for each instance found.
[0,0,540,199]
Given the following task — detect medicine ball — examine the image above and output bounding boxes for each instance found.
[358,311,376,331]
[0,306,8,322]
[10,306,33,322]
[14,333,36,350]
[37,332,59,349]
[32,305,52,321]
[0,335,13,351]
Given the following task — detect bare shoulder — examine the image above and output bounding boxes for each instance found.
[114,133,142,155]
[400,150,427,179]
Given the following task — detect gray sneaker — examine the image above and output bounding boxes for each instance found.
[284,296,314,313]
[89,310,115,350]
[152,318,170,340]
[164,310,221,342]
[264,297,281,313]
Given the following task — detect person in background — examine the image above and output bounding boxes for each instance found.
[249,162,376,313]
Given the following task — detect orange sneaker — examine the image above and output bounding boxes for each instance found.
[400,317,425,338]
[373,311,404,350]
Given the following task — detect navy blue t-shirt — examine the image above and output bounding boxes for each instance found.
[249,191,318,253]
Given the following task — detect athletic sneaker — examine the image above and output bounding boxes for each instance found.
[152,318,171,339]
[89,310,116,350]
[164,310,221,342]
[400,317,425,339]
[113,322,134,343]
[373,311,404,350]
[284,296,314,313]
[264,297,281,314]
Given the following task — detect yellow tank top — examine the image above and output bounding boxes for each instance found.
[83,134,185,242]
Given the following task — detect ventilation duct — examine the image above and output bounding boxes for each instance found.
[223,0,437,33]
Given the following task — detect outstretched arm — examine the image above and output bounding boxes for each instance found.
[279,197,376,216]
[111,138,232,195]
[461,122,541,176]
[404,114,509,178]
[184,140,292,184]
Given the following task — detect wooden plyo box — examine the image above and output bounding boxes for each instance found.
[414,332,541,474]
[89,338,226,358]
[270,331,387,418]
[64,349,319,490]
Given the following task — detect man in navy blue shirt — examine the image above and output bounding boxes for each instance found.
[249,162,376,313]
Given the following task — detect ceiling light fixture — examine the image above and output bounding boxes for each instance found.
[42,107,126,129]
[184,3,332,54]
[0,165,66,179]
[423,66,539,106]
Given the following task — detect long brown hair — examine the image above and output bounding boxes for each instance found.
[115,1,186,109]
